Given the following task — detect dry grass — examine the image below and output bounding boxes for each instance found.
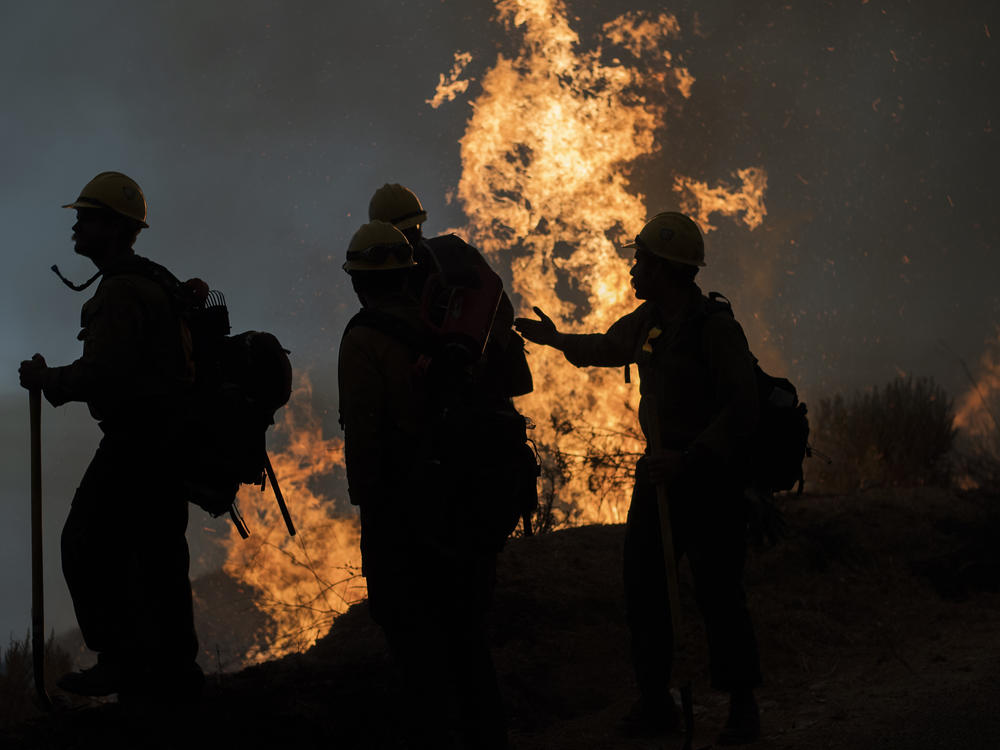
[808,376,956,494]
[0,633,75,726]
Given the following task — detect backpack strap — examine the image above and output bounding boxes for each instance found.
[106,255,183,290]
[680,291,734,353]
[699,291,761,364]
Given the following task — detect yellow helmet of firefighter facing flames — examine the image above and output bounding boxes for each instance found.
[622,211,705,267]
[368,183,427,230]
[343,220,417,272]
[62,171,149,228]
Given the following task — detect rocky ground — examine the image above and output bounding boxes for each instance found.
[3,486,1000,749]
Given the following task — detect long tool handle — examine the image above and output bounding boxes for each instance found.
[264,452,296,536]
[644,397,682,650]
[30,389,52,711]
[645,391,693,748]
[652,479,682,642]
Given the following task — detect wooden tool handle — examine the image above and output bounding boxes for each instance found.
[30,388,51,710]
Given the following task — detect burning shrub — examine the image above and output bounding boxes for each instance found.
[952,333,1000,492]
[218,378,366,667]
[0,632,74,726]
[809,376,956,493]
[953,392,1000,492]
[531,410,643,533]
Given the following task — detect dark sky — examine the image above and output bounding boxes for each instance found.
[2,0,997,644]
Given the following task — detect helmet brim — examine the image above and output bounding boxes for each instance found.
[63,199,149,228]
[391,211,427,231]
[619,239,706,267]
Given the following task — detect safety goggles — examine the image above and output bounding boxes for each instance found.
[344,242,413,267]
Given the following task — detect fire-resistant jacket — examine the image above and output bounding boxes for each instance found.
[40,254,193,423]
[338,298,429,510]
[559,290,759,473]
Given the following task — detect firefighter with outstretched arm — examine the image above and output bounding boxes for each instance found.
[18,172,203,704]
[515,212,763,745]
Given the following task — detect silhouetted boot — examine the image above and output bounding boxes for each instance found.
[57,660,122,697]
[717,688,760,745]
[617,693,681,738]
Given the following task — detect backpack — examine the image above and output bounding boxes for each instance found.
[107,257,296,537]
[345,240,539,549]
[417,233,505,364]
[703,293,811,494]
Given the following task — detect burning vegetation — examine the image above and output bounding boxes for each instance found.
[212,0,999,669]
[952,329,1000,489]
[220,378,364,664]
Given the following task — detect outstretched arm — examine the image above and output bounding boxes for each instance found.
[516,304,647,369]
[513,307,569,350]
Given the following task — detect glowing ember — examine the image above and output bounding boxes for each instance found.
[446,0,767,524]
[221,377,365,664]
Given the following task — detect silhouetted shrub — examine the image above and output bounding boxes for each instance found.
[808,376,956,493]
[0,632,74,725]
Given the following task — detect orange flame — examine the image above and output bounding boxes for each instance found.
[221,377,365,664]
[954,328,1000,444]
[674,168,768,232]
[428,51,474,109]
[445,0,767,524]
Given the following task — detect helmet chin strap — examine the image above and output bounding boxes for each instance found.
[51,264,102,291]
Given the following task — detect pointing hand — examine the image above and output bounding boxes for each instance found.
[514,307,560,347]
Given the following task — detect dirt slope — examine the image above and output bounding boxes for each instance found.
[4,487,1000,749]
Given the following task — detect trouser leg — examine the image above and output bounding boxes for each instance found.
[367,552,506,750]
[62,447,129,663]
[450,615,507,749]
[381,622,461,750]
[688,493,762,691]
[61,433,199,693]
[132,498,198,668]
[623,474,678,702]
[368,559,461,750]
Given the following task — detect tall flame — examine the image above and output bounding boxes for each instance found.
[445,0,767,524]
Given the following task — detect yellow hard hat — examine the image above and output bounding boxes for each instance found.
[622,212,705,267]
[368,183,427,230]
[63,171,148,227]
[343,220,417,272]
